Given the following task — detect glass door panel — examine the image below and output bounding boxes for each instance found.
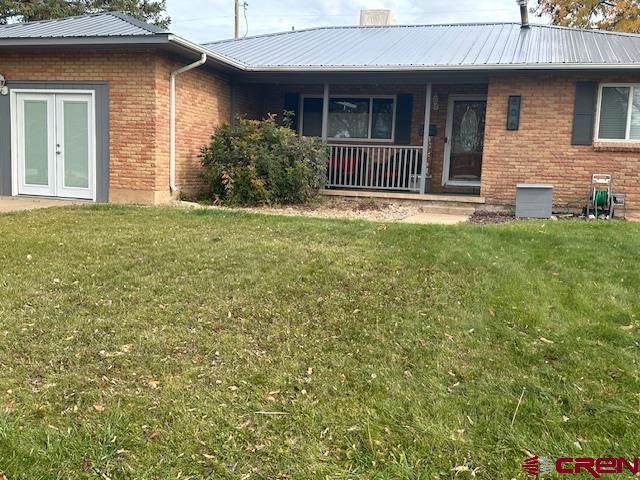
[17,94,55,196]
[444,97,486,186]
[56,95,93,199]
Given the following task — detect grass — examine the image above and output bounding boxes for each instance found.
[0,205,639,479]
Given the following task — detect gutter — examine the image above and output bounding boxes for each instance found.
[169,52,207,194]
[168,35,247,70]
[223,63,640,72]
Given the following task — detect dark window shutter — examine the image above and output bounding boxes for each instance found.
[394,94,413,145]
[283,93,300,132]
[572,82,598,145]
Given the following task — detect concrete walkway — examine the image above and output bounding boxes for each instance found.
[0,197,83,213]
[401,213,471,225]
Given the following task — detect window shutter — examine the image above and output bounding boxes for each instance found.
[395,94,413,145]
[283,93,300,132]
[572,82,597,145]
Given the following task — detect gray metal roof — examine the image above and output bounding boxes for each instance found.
[0,11,165,38]
[205,23,640,71]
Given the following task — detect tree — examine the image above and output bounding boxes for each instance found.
[534,0,640,32]
[0,0,170,29]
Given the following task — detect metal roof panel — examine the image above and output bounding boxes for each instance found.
[0,12,165,39]
[205,23,640,70]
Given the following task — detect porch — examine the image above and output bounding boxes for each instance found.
[233,79,488,197]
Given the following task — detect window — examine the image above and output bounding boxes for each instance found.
[300,96,396,141]
[301,97,323,138]
[597,84,640,140]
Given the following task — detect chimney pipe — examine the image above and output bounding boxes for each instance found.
[516,0,529,28]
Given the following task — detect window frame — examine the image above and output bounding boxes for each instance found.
[595,83,640,142]
[299,94,398,143]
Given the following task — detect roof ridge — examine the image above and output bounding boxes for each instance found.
[533,22,640,38]
[0,11,167,34]
[204,22,522,45]
[205,21,640,45]
[105,11,167,34]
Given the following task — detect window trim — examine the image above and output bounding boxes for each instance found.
[299,94,397,142]
[595,83,640,142]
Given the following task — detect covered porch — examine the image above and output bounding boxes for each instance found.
[233,76,488,196]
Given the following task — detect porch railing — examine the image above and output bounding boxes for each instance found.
[326,144,426,192]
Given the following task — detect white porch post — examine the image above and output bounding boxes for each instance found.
[321,83,330,141]
[420,83,432,194]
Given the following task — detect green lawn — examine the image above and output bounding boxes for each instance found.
[0,206,639,479]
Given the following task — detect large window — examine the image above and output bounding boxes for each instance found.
[300,96,396,141]
[597,84,640,141]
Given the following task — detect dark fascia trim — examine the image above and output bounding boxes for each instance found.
[0,34,170,47]
[232,71,491,85]
[0,34,247,73]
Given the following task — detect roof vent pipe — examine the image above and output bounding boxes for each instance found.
[516,0,530,28]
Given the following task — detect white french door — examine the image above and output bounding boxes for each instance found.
[14,92,95,200]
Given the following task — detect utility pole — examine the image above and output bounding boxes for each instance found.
[234,0,241,38]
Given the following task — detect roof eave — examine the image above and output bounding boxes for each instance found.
[0,34,170,47]
[237,63,640,72]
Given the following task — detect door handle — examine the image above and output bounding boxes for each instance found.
[55,144,61,155]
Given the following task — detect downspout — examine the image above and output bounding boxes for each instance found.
[170,53,207,194]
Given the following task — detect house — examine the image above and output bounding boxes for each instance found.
[1,10,640,216]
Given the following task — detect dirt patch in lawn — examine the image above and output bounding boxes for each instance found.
[468,210,517,225]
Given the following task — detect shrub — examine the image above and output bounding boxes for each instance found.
[200,116,328,205]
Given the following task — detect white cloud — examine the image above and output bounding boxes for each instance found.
[166,0,544,43]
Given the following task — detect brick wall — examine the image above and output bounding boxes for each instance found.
[155,53,231,196]
[483,73,640,214]
[0,48,231,203]
[0,49,159,199]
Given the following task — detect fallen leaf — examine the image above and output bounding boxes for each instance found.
[540,337,554,344]
[93,404,105,412]
[620,324,635,331]
[82,460,91,473]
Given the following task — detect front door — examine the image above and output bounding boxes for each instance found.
[15,92,95,200]
[443,95,486,187]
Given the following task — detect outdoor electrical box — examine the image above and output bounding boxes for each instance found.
[516,184,553,218]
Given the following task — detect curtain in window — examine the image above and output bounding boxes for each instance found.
[599,87,629,139]
[371,99,394,139]
[328,98,370,139]
[630,88,640,140]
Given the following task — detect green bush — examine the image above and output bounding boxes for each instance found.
[200,116,328,205]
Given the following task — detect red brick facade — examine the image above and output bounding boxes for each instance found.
[0,48,230,203]
[2,47,637,213]
[483,73,640,215]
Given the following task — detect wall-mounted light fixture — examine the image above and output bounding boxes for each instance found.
[432,93,439,111]
[0,74,8,96]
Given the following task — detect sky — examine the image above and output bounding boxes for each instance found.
[165,0,549,43]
